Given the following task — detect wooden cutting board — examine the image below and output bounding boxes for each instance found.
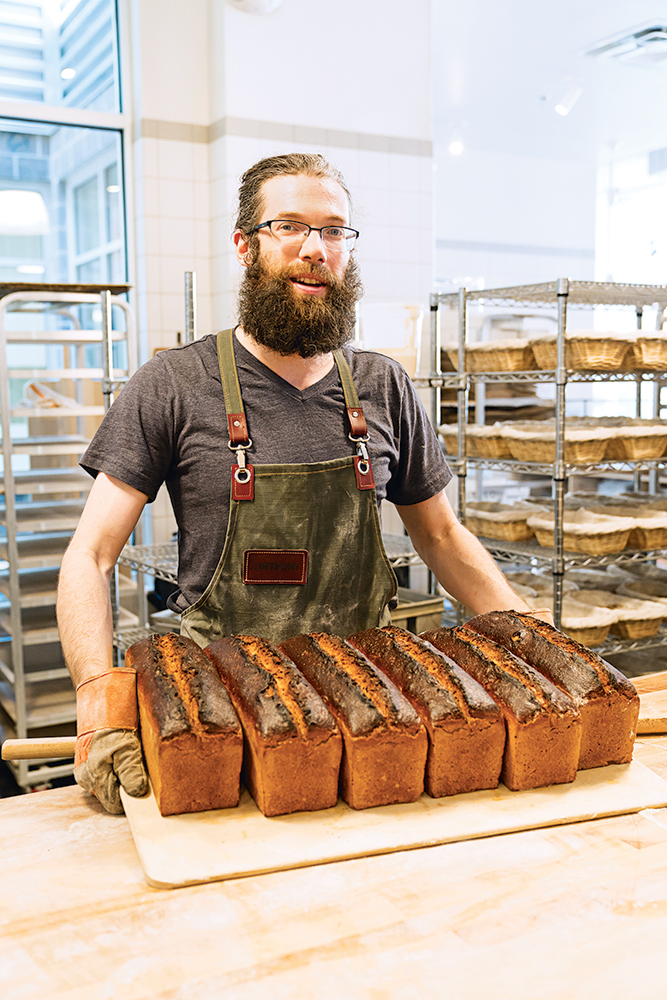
[121,759,667,889]
[634,671,667,733]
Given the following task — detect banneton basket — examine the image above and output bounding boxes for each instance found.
[438,423,514,459]
[526,508,634,555]
[623,333,667,372]
[604,422,667,461]
[531,331,634,371]
[523,595,616,646]
[617,578,667,606]
[464,338,538,373]
[501,422,614,464]
[464,501,537,542]
[576,589,666,640]
[586,505,667,550]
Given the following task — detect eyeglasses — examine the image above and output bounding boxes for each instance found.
[250,219,359,250]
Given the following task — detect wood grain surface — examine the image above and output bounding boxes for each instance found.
[1,738,667,999]
[635,670,667,734]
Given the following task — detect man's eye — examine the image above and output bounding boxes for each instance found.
[275,222,295,232]
[326,228,344,238]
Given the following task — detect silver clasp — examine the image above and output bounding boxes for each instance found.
[228,438,253,483]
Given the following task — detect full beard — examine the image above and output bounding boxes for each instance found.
[237,253,364,358]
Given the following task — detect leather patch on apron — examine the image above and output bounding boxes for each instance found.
[243,549,308,585]
[232,464,254,501]
[354,455,376,490]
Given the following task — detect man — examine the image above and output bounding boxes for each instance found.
[57,153,539,814]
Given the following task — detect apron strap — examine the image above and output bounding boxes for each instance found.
[334,350,375,491]
[217,328,251,447]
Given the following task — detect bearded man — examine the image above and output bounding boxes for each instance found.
[57,153,537,814]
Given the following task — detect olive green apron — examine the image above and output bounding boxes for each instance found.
[180,329,397,647]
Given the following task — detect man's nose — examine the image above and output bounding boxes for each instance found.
[298,228,327,263]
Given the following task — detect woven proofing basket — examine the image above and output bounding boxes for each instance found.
[627,526,667,550]
[610,619,663,640]
[604,433,667,460]
[505,437,610,464]
[631,339,667,371]
[564,624,611,646]
[532,526,631,555]
[532,339,630,371]
[468,435,514,459]
[466,515,534,542]
[467,345,537,373]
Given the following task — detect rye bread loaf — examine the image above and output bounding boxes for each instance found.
[205,635,342,817]
[347,625,506,796]
[420,626,582,791]
[127,633,243,817]
[279,632,428,809]
[465,611,638,768]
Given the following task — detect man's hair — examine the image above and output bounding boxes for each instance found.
[235,153,352,234]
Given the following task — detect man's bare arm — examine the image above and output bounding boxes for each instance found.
[57,472,149,686]
[395,489,532,615]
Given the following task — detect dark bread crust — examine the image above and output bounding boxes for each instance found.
[347,626,505,796]
[205,635,342,817]
[127,633,243,816]
[419,626,582,791]
[279,632,428,809]
[465,611,639,768]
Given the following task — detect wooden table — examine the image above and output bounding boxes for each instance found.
[3,737,667,1000]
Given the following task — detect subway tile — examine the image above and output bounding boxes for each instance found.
[139,137,159,178]
[161,292,187,334]
[193,219,212,257]
[143,254,161,294]
[141,177,160,218]
[193,181,210,221]
[357,149,390,191]
[159,256,198,295]
[141,216,162,256]
[389,152,421,193]
[208,137,227,181]
[158,217,196,257]
[193,143,209,183]
[158,178,195,220]
[158,139,195,181]
[145,293,163,337]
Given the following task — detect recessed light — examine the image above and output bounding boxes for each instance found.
[61,67,76,80]
[16,264,45,274]
[106,185,120,193]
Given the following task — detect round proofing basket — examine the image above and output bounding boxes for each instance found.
[610,619,663,640]
[532,338,631,371]
[564,624,611,646]
[505,437,610,464]
[468,435,514,459]
[604,433,667,460]
[532,527,631,555]
[465,515,534,542]
[467,345,537,373]
[626,526,667,550]
[633,339,667,371]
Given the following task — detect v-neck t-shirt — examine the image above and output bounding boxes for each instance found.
[81,332,451,609]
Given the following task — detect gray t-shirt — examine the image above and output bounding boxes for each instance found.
[82,333,451,609]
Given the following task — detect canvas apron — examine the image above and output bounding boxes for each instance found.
[180,329,398,647]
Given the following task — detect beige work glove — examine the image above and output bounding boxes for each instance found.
[73,668,148,815]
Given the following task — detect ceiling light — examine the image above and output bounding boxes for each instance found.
[448,128,464,156]
[16,264,45,274]
[61,67,76,80]
[226,0,284,13]
[554,78,583,116]
[0,190,50,235]
[106,185,120,193]
[587,24,667,66]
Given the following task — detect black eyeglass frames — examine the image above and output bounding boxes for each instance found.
[249,219,359,250]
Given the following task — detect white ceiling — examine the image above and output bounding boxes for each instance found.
[432,0,667,163]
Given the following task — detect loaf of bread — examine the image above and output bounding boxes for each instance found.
[279,632,428,809]
[465,611,638,768]
[347,626,506,797]
[127,633,244,816]
[205,635,342,817]
[420,626,582,791]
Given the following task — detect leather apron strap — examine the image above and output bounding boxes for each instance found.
[179,329,397,646]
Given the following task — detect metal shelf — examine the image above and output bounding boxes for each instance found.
[448,457,667,477]
[434,279,667,309]
[474,535,667,569]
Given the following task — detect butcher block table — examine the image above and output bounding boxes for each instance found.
[1,736,666,1000]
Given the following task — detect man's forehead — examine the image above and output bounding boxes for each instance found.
[258,173,350,222]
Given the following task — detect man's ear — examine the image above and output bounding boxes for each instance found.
[233,229,252,266]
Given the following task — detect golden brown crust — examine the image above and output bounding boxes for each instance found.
[347,626,505,797]
[205,635,342,817]
[465,611,639,768]
[127,633,243,816]
[420,626,582,791]
[279,632,428,809]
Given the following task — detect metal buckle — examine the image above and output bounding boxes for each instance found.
[228,438,253,481]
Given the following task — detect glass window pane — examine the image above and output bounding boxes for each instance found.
[0,117,126,284]
[0,0,120,112]
[74,176,99,253]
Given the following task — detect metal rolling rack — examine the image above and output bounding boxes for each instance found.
[0,282,136,789]
[418,279,667,645]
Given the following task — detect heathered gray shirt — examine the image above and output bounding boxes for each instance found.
[82,332,451,610]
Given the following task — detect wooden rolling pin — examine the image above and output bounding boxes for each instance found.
[2,737,77,761]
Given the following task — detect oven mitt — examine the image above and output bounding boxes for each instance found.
[73,668,148,815]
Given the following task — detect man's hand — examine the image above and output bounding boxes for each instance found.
[74,668,148,814]
[74,729,148,814]
[520,607,556,628]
